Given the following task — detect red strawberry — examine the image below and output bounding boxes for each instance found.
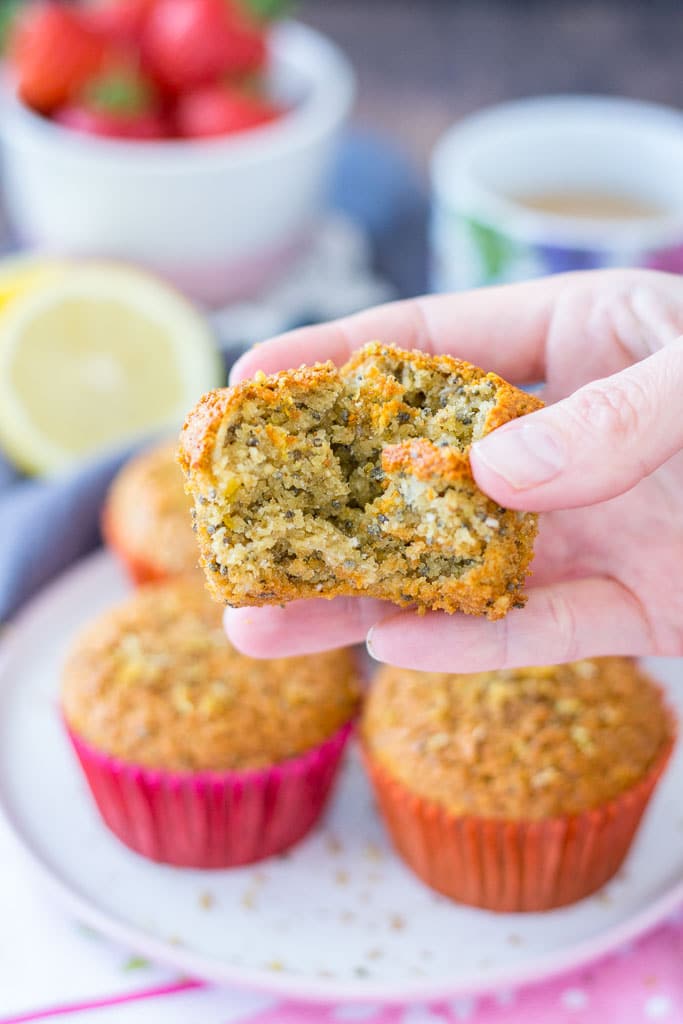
[55,69,166,140]
[175,84,279,139]
[56,104,165,139]
[86,0,157,45]
[142,0,266,94]
[10,2,108,113]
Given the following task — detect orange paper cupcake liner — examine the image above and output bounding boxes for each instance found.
[101,509,169,585]
[363,738,674,912]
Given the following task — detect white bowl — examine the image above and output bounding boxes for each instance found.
[0,21,355,306]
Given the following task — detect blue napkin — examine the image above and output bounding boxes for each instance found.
[0,132,428,620]
[331,131,429,298]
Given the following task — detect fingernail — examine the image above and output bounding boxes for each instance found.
[472,422,566,490]
[366,627,379,661]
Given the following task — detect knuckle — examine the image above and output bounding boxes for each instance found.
[650,591,683,655]
[656,620,683,657]
[488,615,510,671]
[570,376,648,440]
[544,589,580,662]
[456,616,511,672]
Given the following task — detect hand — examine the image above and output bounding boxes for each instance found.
[224,269,683,672]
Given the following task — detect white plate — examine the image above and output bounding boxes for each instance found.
[0,550,682,1005]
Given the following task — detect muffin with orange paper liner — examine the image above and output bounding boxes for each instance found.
[102,440,199,584]
[361,658,674,912]
[62,576,359,867]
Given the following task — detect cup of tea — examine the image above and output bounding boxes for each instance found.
[430,95,683,291]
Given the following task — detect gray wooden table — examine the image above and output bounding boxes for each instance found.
[301,0,683,173]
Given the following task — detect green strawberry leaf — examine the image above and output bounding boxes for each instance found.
[230,71,267,97]
[240,0,297,22]
[84,72,155,117]
[0,0,22,54]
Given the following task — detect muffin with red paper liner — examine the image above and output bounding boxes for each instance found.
[362,658,674,912]
[102,440,198,585]
[62,576,359,867]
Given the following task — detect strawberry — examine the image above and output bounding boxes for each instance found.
[10,2,108,113]
[175,84,279,139]
[86,0,157,46]
[54,69,166,140]
[142,0,267,94]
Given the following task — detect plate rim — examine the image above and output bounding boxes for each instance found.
[0,549,681,1005]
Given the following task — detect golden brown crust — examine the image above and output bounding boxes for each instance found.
[362,658,674,819]
[343,342,542,424]
[62,576,359,772]
[381,438,472,481]
[103,440,198,579]
[178,342,543,618]
[178,364,341,479]
[177,387,232,475]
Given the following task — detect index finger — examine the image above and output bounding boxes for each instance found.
[229,272,582,385]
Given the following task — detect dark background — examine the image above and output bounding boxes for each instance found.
[301,0,683,171]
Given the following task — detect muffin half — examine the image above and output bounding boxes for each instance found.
[178,342,542,619]
[62,576,359,867]
[362,658,674,911]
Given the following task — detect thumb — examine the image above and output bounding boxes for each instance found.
[470,335,683,510]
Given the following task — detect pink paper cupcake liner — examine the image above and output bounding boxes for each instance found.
[68,721,353,868]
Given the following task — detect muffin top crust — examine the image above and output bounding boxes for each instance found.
[103,439,198,577]
[362,658,673,819]
[62,576,359,772]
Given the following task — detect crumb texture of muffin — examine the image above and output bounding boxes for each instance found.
[362,658,673,819]
[62,576,359,772]
[103,440,198,580]
[178,342,543,618]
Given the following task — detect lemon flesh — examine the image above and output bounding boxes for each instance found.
[0,264,222,475]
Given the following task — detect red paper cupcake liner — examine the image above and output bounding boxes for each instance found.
[101,510,170,586]
[363,738,674,912]
[68,722,353,868]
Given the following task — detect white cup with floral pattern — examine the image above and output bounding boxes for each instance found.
[430,95,683,291]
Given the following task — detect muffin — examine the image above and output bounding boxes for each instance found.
[362,658,674,911]
[102,440,198,584]
[62,576,359,867]
[178,342,542,619]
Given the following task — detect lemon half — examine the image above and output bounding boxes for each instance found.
[0,256,66,314]
[0,264,222,475]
